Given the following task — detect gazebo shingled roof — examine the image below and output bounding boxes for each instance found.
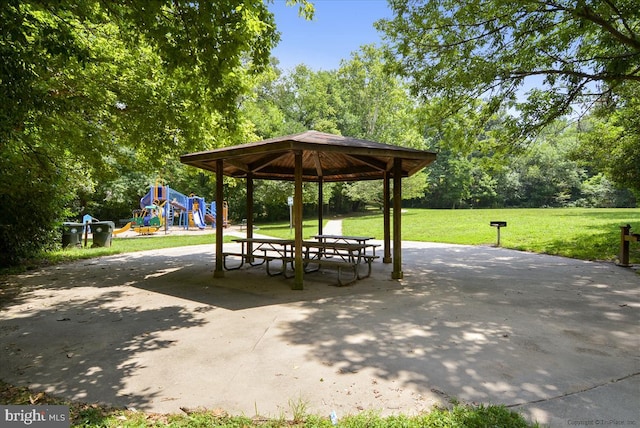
[180,130,436,182]
[180,130,437,289]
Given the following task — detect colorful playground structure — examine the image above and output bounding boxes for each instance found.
[113,180,228,235]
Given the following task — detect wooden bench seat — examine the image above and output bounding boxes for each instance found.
[281,255,379,286]
[222,252,280,272]
[223,237,379,284]
[357,254,380,279]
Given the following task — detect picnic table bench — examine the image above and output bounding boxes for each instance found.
[224,236,379,285]
[224,238,294,276]
[289,240,379,285]
[313,234,378,257]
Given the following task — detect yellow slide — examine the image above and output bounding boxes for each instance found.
[113,222,132,235]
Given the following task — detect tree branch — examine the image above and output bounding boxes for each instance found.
[508,68,640,83]
[545,0,640,51]
[602,0,636,38]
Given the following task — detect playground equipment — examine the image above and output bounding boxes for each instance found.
[113,179,229,235]
[187,194,207,229]
[114,180,179,235]
[212,201,229,228]
[131,203,164,235]
[113,222,131,234]
[182,196,228,229]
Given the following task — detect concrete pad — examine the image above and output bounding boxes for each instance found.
[0,241,638,427]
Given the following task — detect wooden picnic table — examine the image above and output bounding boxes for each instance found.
[290,240,380,285]
[313,234,377,256]
[225,236,380,285]
[225,238,294,275]
[313,234,374,243]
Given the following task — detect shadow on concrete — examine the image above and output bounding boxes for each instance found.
[276,245,639,423]
[1,289,205,409]
[1,242,638,425]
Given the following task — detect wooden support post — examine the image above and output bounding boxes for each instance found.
[246,173,254,263]
[293,151,304,290]
[383,171,391,264]
[214,159,225,278]
[392,158,403,279]
[318,178,323,236]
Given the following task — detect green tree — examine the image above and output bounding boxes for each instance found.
[336,45,431,208]
[336,45,428,149]
[272,64,342,132]
[573,85,640,197]
[0,0,311,266]
[422,150,475,209]
[242,46,434,215]
[577,173,633,207]
[378,0,640,194]
[378,0,640,135]
[345,174,428,210]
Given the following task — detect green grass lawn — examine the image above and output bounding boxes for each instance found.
[40,208,640,266]
[1,380,537,428]
[261,208,640,263]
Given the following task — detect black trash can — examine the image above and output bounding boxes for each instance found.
[90,221,115,248]
[62,222,84,248]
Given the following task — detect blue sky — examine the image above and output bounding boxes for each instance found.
[269,0,392,71]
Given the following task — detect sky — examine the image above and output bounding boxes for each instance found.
[269,0,393,71]
[267,1,551,102]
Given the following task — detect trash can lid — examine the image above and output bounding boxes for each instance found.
[90,221,115,229]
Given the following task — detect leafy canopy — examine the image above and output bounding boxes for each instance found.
[377,0,640,139]
[0,0,312,266]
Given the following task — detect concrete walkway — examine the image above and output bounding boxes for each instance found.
[0,238,638,427]
[322,219,342,235]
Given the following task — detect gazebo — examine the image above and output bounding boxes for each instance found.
[180,130,437,289]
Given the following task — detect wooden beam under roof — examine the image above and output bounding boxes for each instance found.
[248,152,289,172]
[344,153,389,171]
[312,151,323,177]
[225,158,250,173]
